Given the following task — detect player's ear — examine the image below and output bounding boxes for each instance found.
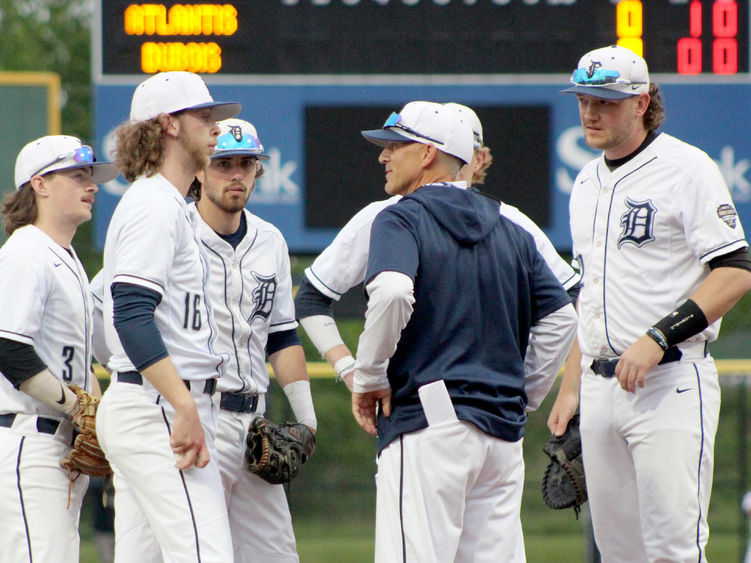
[158,113,179,138]
[634,93,650,117]
[29,174,49,198]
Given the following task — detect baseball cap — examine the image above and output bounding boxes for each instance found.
[130,71,241,122]
[361,101,474,164]
[14,135,120,191]
[213,118,270,160]
[560,45,650,100]
[444,103,483,149]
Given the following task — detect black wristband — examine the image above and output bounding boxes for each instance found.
[648,299,709,349]
[645,327,669,351]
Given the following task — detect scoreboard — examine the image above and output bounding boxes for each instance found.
[95,1,748,78]
[92,1,751,253]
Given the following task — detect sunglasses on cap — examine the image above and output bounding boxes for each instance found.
[216,130,264,153]
[570,67,646,87]
[31,145,95,178]
[383,112,442,144]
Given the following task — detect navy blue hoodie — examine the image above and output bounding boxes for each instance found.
[365,183,570,452]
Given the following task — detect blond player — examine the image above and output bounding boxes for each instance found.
[96,71,240,562]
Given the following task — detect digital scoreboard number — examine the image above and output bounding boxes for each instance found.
[96,1,749,78]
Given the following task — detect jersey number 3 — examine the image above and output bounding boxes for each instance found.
[183,292,202,330]
[62,345,75,382]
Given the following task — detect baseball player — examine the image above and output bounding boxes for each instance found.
[295,102,580,405]
[351,101,578,562]
[95,71,240,562]
[0,135,118,561]
[549,45,751,562]
[187,117,316,562]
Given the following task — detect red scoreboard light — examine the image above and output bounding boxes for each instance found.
[95,1,749,79]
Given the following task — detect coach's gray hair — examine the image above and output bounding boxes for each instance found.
[437,150,465,179]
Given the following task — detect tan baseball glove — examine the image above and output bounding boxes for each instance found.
[59,384,112,478]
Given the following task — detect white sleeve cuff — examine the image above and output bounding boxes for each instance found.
[298,315,345,358]
[283,380,317,431]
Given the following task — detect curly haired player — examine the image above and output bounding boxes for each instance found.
[549,45,751,562]
[96,71,240,562]
[0,135,118,561]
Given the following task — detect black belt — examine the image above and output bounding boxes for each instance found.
[220,392,259,413]
[118,371,217,395]
[0,413,61,434]
[591,344,707,378]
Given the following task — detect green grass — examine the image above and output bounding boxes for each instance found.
[79,527,744,562]
[79,373,751,562]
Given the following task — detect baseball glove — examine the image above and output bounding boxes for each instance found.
[59,384,112,479]
[245,417,316,485]
[541,414,587,517]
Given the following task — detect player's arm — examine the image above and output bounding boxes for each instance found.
[90,269,113,371]
[617,251,751,392]
[0,338,81,415]
[111,282,207,470]
[547,337,582,436]
[295,276,356,389]
[268,329,317,433]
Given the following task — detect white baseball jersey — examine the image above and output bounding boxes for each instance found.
[305,190,580,300]
[99,173,233,562]
[0,225,94,412]
[102,173,226,381]
[189,203,301,562]
[188,203,298,395]
[0,225,92,562]
[570,132,748,358]
[571,132,746,562]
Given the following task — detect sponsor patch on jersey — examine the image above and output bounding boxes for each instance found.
[716,203,738,229]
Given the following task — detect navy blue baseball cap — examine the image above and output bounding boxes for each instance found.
[561,45,650,100]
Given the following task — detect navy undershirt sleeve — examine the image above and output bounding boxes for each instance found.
[0,338,47,388]
[112,282,169,371]
[266,328,302,356]
[293,275,335,318]
[708,247,751,272]
[566,282,582,306]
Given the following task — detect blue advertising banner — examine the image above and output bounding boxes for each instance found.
[94,81,751,253]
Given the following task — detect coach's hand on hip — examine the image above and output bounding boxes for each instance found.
[352,389,391,436]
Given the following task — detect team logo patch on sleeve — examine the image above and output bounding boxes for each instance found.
[618,198,656,248]
[716,204,738,229]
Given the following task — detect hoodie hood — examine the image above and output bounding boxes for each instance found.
[406,183,500,244]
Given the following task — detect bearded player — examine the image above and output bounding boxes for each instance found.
[188,117,316,562]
